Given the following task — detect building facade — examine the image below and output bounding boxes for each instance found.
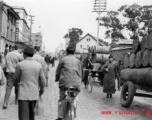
[31,32,43,47]
[110,40,133,61]
[75,33,109,53]
[13,6,30,44]
[0,2,20,53]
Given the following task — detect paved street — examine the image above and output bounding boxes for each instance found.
[0,61,152,120]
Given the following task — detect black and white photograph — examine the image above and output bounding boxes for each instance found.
[0,0,152,120]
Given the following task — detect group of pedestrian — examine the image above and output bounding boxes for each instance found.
[0,44,51,120]
[81,53,124,98]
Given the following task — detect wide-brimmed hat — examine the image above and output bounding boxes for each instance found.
[66,42,76,52]
[23,45,34,55]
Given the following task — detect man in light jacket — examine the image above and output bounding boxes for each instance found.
[3,45,24,109]
[55,43,82,120]
[13,46,45,120]
[33,46,48,87]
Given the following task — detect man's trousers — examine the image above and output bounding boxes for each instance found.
[18,100,36,120]
[4,73,18,104]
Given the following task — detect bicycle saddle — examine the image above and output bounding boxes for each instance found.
[64,86,77,91]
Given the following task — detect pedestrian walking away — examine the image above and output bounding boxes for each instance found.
[33,46,47,87]
[55,42,82,120]
[13,46,45,120]
[3,44,24,109]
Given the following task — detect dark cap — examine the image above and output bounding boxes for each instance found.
[23,45,34,55]
[66,42,76,52]
[109,54,113,59]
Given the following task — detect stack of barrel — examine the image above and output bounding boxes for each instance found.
[89,45,110,64]
[123,33,152,68]
[121,32,152,89]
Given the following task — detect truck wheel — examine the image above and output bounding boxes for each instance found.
[120,81,136,108]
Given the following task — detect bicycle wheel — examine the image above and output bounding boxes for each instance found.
[88,76,93,93]
[64,101,70,120]
[70,106,75,120]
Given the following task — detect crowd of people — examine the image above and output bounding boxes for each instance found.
[0,44,56,120]
[81,53,124,97]
[0,42,125,120]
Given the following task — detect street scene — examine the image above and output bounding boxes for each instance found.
[1,61,152,120]
[0,0,152,120]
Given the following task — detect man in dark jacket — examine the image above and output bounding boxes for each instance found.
[45,54,51,64]
[55,43,82,120]
[82,53,94,88]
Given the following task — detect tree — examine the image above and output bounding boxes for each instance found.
[63,28,83,44]
[99,11,125,42]
[99,3,152,49]
[118,4,152,38]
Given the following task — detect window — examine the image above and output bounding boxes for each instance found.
[80,45,82,48]
[36,35,39,37]
[11,29,12,40]
[7,27,9,38]
[87,38,90,41]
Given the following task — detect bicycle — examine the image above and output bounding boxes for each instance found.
[83,69,95,93]
[64,86,78,120]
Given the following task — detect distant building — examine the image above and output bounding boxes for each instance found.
[31,32,42,47]
[110,40,133,61]
[75,33,109,53]
[13,6,30,44]
[0,2,20,53]
[117,40,133,48]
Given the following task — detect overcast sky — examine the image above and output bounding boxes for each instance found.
[3,0,152,52]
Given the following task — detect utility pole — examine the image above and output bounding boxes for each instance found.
[28,15,35,46]
[92,0,107,46]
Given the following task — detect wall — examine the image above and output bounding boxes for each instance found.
[1,11,7,37]
[13,8,29,44]
[110,48,133,61]
[1,6,17,52]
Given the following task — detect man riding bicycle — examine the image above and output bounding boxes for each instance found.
[55,42,82,120]
[82,53,95,88]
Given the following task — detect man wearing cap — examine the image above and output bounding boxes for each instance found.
[13,46,45,120]
[33,46,47,87]
[82,53,94,88]
[3,45,24,109]
[55,42,82,120]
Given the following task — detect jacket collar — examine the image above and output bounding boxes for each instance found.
[35,52,39,55]
[26,57,34,60]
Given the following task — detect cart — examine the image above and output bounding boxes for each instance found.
[83,69,103,93]
[120,81,152,108]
